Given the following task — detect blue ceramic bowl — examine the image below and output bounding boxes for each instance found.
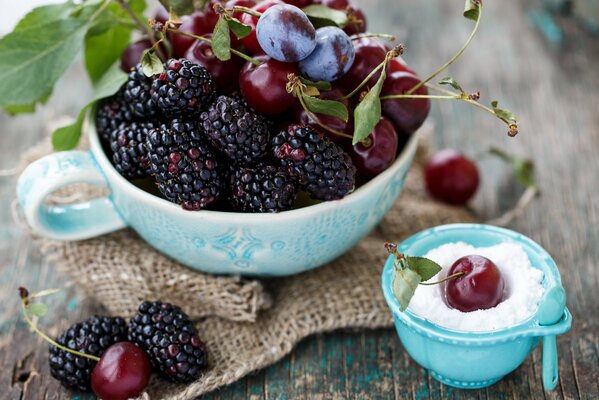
[382,224,572,389]
[16,123,418,276]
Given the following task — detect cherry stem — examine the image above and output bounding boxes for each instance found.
[419,271,466,286]
[231,5,262,17]
[167,29,262,65]
[18,295,100,362]
[406,2,482,95]
[350,33,395,42]
[116,0,167,59]
[486,185,539,227]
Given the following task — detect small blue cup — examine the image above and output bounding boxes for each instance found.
[382,224,572,390]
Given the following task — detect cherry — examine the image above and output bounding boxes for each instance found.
[346,117,398,176]
[424,149,480,205]
[154,6,169,23]
[445,255,505,312]
[170,12,211,58]
[186,34,245,94]
[388,57,415,75]
[239,55,298,114]
[240,0,281,54]
[337,37,387,91]
[202,0,222,33]
[285,0,314,7]
[91,342,151,400]
[344,3,367,35]
[291,87,352,143]
[380,71,431,134]
[120,39,153,73]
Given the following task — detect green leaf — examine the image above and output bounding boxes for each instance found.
[439,77,464,93]
[0,18,89,108]
[93,64,128,98]
[3,90,51,115]
[352,63,387,145]
[406,257,442,282]
[302,95,348,122]
[14,2,76,31]
[85,26,131,83]
[159,0,194,17]
[488,147,536,188]
[491,100,517,124]
[392,268,421,311]
[28,303,49,317]
[29,288,61,299]
[299,76,331,91]
[52,107,88,151]
[212,16,232,61]
[302,4,348,28]
[227,17,252,39]
[464,0,480,21]
[141,49,164,77]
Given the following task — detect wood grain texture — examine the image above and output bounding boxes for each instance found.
[1,0,598,398]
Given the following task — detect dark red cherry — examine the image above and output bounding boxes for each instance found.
[154,6,169,23]
[186,34,245,94]
[285,0,314,7]
[424,149,480,205]
[170,12,211,58]
[91,342,151,400]
[346,116,398,176]
[291,87,352,143]
[202,0,222,33]
[344,3,367,35]
[388,57,415,75]
[120,39,152,73]
[445,255,505,312]
[338,37,387,91]
[239,55,298,114]
[380,71,430,134]
[240,0,281,54]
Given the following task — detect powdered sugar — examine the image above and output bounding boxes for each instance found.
[407,242,545,332]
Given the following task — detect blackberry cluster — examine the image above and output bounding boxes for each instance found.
[123,63,158,119]
[48,316,127,391]
[95,95,132,144]
[110,121,155,179]
[229,163,298,212]
[128,301,208,382]
[146,119,225,210]
[272,125,356,200]
[151,59,216,117]
[200,95,270,164]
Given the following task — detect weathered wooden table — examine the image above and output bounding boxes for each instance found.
[1,0,598,398]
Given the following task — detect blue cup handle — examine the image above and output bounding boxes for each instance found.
[16,150,127,240]
[542,335,559,391]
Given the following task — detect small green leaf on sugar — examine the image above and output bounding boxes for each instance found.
[463,0,480,21]
[141,49,164,77]
[392,268,422,311]
[299,76,332,91]
[491,100,517,124]
[352,64,387,145]
[227,17,252,39]
[439,77,464,93]
[29,289,61,299]
[406,257,442,282]
[212,16,232,61]
[28,303,49,317]
[303,5,348,28]
[302,95,349,122]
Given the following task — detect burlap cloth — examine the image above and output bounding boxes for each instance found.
[17,128,476,399]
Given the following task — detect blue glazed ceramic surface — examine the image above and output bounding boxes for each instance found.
[381,224,572,389]
[16,123,418,276]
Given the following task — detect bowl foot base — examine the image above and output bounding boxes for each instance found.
[430,370,502,389]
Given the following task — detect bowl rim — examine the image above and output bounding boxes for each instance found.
[89,119,420,221]
[381,223,572,345]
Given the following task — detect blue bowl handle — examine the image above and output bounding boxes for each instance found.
[16,150,127,240]
[542,334,558,391]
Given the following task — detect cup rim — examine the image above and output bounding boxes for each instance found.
[381,223,572,344]
[89,119,420,221]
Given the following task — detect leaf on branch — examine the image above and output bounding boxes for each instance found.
[28,303,49,317]
[141,49,164,77]
[227,17,252,39]
[14,2,76,31]
[392,268,421,311]
[159,0,194,17]
[302,95,349,122]
[406,257,442,282]
[352,62,388,145]
[52,108,88,151]
[488,147,536,188]
[463,0,480,21]
[491,100,517,124]
[299,76,332,91]
[212,16,232,61]
[302,4,348,28]
[439,76,464,93]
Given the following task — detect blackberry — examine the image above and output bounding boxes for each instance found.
[128,301,208,382]
[200,95,270,163]
[110,121,155,179]
[95,95,132,145]
[229,163,298,212]
[146,119,225,210]
[151,58,216,117]
[49,316,127,392]
[272,125,356,200]
[123,63,159,118]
